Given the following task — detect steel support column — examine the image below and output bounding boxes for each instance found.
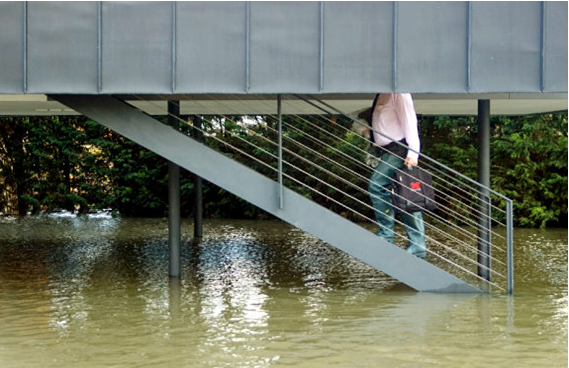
[278,95,284,210]
[168,101,181,278]
[193,115,203,239]
[477,100,491,281]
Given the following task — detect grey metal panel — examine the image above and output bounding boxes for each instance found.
[397,2,468,93]
[175,2,246,93]
[0,2,24,93]
[249,2,320,93]
[470,2,541,92]
[543,2,568,93]
[53,94,481,293]
[27,2,98,93]
[322,2,393,93]
[1,1,566,96]
[101,2,172,93]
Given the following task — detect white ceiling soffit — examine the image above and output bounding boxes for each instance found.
[0,93,567,117]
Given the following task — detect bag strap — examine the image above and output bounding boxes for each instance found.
[368,94,379,144]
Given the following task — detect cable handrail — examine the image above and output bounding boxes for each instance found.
[303,95,511,207]
[293,95,509,223]
[258,114,507,260]
[129,94,513,293]
[239,95,509,261]
[179,93,509,266]
[190,95,506,256]
[241,94,506,246]
[276,97,505,240]
[244,99,505,266]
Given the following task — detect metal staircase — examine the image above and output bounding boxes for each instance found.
[52,94,513,294]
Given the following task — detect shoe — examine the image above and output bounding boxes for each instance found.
[406,244,427,258]
[410,251,427,259]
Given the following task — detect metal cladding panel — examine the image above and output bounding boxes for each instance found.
[0,1,567,95]
[249,2,320,93]
[0,2,24,93]
[322,2,393,93]
[470,2,541,93]
[175,2,246,93]
[397,2,468,93]
[543,2,568,93]
[101,2,172,93]
[27,2,98,93]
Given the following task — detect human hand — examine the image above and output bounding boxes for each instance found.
[404,157,418,168]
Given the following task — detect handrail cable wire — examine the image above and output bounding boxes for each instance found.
[129,95,509,290]
[239,93,506,250]
[177,94,508,278]
[175,93,508,278]
[304,95,508,216]
[215,94,508,261]
[295,94,506,225]
[288,95,507,248]
[154,94,508,286]
[285,94,505,228]
[276,95,504,241]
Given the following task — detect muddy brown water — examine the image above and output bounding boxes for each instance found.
[0,215,566,367]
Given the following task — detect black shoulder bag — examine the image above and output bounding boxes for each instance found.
[392,167,437,213]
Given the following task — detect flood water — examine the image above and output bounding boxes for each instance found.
[0,215,567,367]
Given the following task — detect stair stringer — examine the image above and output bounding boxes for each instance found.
[52,95,481,293]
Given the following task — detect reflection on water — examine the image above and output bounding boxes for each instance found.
[0,215,567,367]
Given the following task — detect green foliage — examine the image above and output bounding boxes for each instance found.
[491,113,568,228]
[0,116,98,214]
[421,112,568,228]
[1,111,566,228]
[420,115,479,179]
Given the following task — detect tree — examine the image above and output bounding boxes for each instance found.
[491,113,568,227]
[420,112,568,228]
[1,111,566,228]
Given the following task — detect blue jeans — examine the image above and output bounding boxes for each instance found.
[368,152,426,254]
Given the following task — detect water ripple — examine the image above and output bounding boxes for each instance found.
[0,218,566,367]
